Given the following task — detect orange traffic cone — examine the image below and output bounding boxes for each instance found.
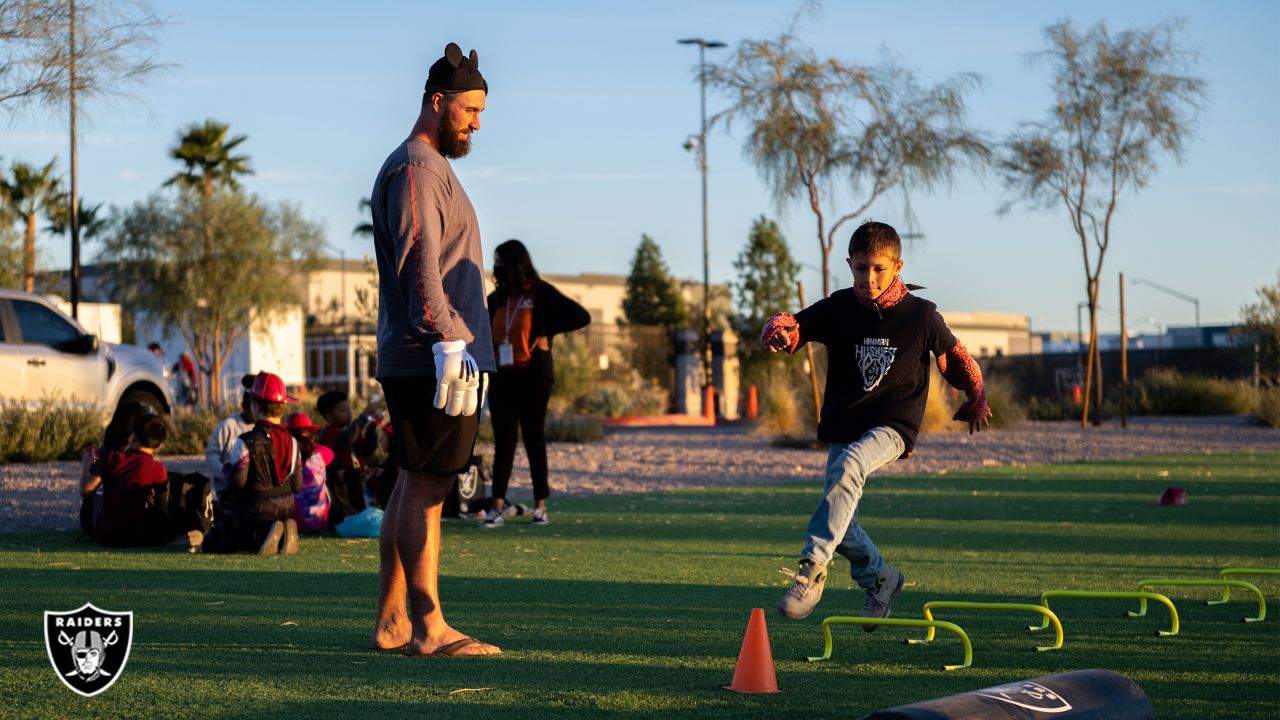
[724,608,780,693]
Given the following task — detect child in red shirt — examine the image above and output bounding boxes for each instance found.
[85,414,189,547]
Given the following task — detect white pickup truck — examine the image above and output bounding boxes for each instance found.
[0,289,174,415]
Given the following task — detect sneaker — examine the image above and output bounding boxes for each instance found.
[531,507,549,525]
[481,510,505,528]
[777,560,827,620]
[258,521,284,555]
[280,519,299,555]
[861,563,905,632]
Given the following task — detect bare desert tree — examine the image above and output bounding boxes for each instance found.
[706,24,989,297]
[1000,19,1206,428]
[0,0,166,113]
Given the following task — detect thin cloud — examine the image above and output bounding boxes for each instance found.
[1217,178,1279,198]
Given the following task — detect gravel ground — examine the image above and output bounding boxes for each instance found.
[3,416,1277,534]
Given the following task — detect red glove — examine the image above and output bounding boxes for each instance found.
[936,342,992,434]
[953,393,992,426]
[760,312,801,353]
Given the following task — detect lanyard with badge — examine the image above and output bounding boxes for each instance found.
[498,292,523,367]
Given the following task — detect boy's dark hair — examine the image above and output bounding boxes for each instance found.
[252,396,286,420]
[146,342,162,352]
[316,390,348,418]
[104,400,151,453]
[848,221,902,260]
[131,413,168,449]
[290,428,316,462]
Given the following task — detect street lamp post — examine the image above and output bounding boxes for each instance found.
[1132,277,1199,342]
[678,37,725,415]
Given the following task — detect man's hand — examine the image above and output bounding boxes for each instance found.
[432,340,480,416]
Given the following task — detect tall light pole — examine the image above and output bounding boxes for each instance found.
[678,37,725,411]
[1132,277,1199,342]
[69,0,81,320]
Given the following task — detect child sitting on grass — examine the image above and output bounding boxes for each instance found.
[83,413,200,549]
[761,221,991,625]
[202,372,302,555]
[316,390,380,525]
[284,412,333,533]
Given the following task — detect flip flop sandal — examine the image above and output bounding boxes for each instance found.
[367,642,410,652]
[403,637,495,657]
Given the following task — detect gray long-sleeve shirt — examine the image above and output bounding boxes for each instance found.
[371,138,496,377]
[204,412,253,498]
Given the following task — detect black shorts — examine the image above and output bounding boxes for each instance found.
[378,375,482,475]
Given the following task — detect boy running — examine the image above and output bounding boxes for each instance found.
[761,221,991,624]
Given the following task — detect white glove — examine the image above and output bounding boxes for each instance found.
[432,340,480,417]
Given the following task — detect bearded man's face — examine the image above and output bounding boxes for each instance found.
[437,90,485,159]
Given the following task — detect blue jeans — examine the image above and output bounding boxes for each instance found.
[801,426,905,589]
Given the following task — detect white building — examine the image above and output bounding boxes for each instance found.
[135,307,306,399]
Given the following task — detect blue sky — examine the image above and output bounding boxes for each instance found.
[3,0,1277,334]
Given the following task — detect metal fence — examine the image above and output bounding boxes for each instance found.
[558,324,675,393]
[981,347,1257,397]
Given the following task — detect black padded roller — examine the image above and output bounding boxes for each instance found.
[862,669,1153,720]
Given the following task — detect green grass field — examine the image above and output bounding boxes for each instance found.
[2,451,1277,719]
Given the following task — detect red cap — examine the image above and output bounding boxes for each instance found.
[283,412,319,432]
[247,371,298,404]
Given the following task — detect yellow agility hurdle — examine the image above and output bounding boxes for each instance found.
[807,616,974,671]
[1207,568,1279,606]
[1131,578,1266,623]
[1036,590,1180,636]
[907,601,1063,652]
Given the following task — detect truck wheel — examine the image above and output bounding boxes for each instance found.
[120,388,167,416]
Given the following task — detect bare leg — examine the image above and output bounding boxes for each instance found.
[370,473,411,649]
[396,468,500,655]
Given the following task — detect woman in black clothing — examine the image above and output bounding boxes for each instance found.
[483,239,591,527]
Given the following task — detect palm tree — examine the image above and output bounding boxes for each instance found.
[353,197,373,237]
[165,119,252,198]
[46,198,107,241]
[1,160,64,292]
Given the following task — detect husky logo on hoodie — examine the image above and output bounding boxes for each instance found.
[856,338,897,392]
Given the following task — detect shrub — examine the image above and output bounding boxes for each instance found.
[1121,368,1257,416]
[1253,386,1280,428]
[1026,395,1079,421]
[546,414,605,443]
[920,370,958,434]
[981,373,1026,428]
[579,385,632,417]
[163,405,228,456]
[0,402,106,462]
[756,369,803,436]
[552,335,597,408]
[626,377,669,416]
[475,412,603,444]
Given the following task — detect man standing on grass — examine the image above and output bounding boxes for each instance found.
[367,42,498,657]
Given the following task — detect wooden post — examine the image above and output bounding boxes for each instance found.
[797,281,821,426]
[1081,294,1094,429]
[1119,272,1128,428]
